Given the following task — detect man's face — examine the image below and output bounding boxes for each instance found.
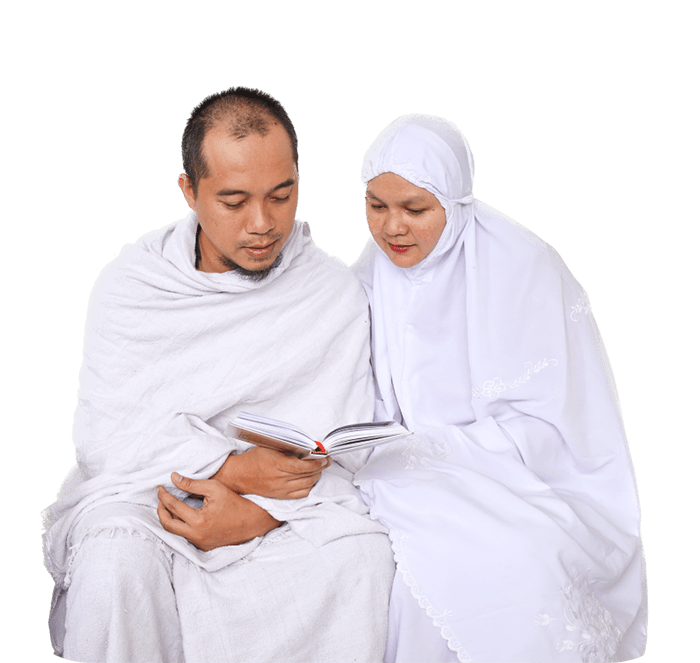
[180,122,298,274]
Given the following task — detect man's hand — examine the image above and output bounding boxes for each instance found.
[211,447,331,499]
[157,473,282,552]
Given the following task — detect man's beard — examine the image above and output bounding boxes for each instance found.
[195,224,282,281]
[217,252,283,281]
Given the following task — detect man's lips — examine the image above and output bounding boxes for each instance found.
[243,241,277,257]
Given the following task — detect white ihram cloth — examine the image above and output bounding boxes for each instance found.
[43,213,393,662]
[353,116,646,663]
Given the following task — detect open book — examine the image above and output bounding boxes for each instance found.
[227,412,410,459]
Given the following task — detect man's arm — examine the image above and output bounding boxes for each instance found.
[157,449,332,550]
[157,473,282,551]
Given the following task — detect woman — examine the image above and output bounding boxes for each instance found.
[353,116,646,663]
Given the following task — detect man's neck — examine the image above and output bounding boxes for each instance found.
[194,224,203,270]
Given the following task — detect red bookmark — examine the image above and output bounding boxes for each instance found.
[314,441,327,455]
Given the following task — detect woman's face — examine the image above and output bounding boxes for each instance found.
[366,172,447,268]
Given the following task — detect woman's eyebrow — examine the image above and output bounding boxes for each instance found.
[366,190,429,206]
[399,196,429,206]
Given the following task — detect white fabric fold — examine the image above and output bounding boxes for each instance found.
[44,212,386,587]
[354,115,646,662]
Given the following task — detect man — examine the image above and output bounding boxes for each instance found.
[43,87,395,663]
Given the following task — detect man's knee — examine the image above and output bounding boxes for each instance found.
[60,529,182,663]
[69,528,172,595]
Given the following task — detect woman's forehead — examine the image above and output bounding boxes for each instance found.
[367,172,439,204]
[362,116,473,201]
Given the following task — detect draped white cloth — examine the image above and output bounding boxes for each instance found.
[354,116,646,663]
[56,522,394,663]
[43,213,393,661]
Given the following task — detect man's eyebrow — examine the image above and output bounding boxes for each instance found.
[217,188,247,196]
[268,178,296,194]
[216,178,296,197]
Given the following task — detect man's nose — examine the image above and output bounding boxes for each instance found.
[246,202,274,234]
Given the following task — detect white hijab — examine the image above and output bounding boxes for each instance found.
[355,116,646,662]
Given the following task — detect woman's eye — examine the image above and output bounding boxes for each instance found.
[407,208,424,215]
[272,195,291,203]
[370,203,384,210]
[225,202,244,210]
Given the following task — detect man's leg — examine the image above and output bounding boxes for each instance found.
[59,529,184,663]
[173,524,395,663]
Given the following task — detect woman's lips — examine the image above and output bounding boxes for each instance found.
[388,242,412,254]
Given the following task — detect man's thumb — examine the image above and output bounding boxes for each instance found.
[173,472,196,491]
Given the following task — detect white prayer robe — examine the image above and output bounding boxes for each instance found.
[353,116,646,663]
[43,214,394,663]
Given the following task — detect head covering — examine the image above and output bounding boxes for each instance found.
[354,116,646,661]
[361,115,475,274]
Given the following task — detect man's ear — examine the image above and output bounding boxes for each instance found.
[178,174,197,211]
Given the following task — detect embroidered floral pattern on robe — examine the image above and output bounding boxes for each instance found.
[570,295,592,322]
[472,358,559,399]
[536,575,622,662]
[400,433,451,470]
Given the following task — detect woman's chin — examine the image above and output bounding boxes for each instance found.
[384,247,425,269]
[385,252,417,268]
[381,246,423,268]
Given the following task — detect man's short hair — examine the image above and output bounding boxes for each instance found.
[182,87,299,195]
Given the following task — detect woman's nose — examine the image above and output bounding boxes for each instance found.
[384,210,408,236]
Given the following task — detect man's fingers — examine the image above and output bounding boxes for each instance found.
[302,457,332,471]
[286,487,316,499]
[158,485,199,523]
[158,498,176,527]
[299,455,332,469]
[172,472,221,497]
[157,497,189,537]
[289,474,322,489]
[160,498,185,522]
[281,456,331,476]
[270,473,322,499]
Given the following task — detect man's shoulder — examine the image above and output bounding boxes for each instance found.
[88,219,186,304]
